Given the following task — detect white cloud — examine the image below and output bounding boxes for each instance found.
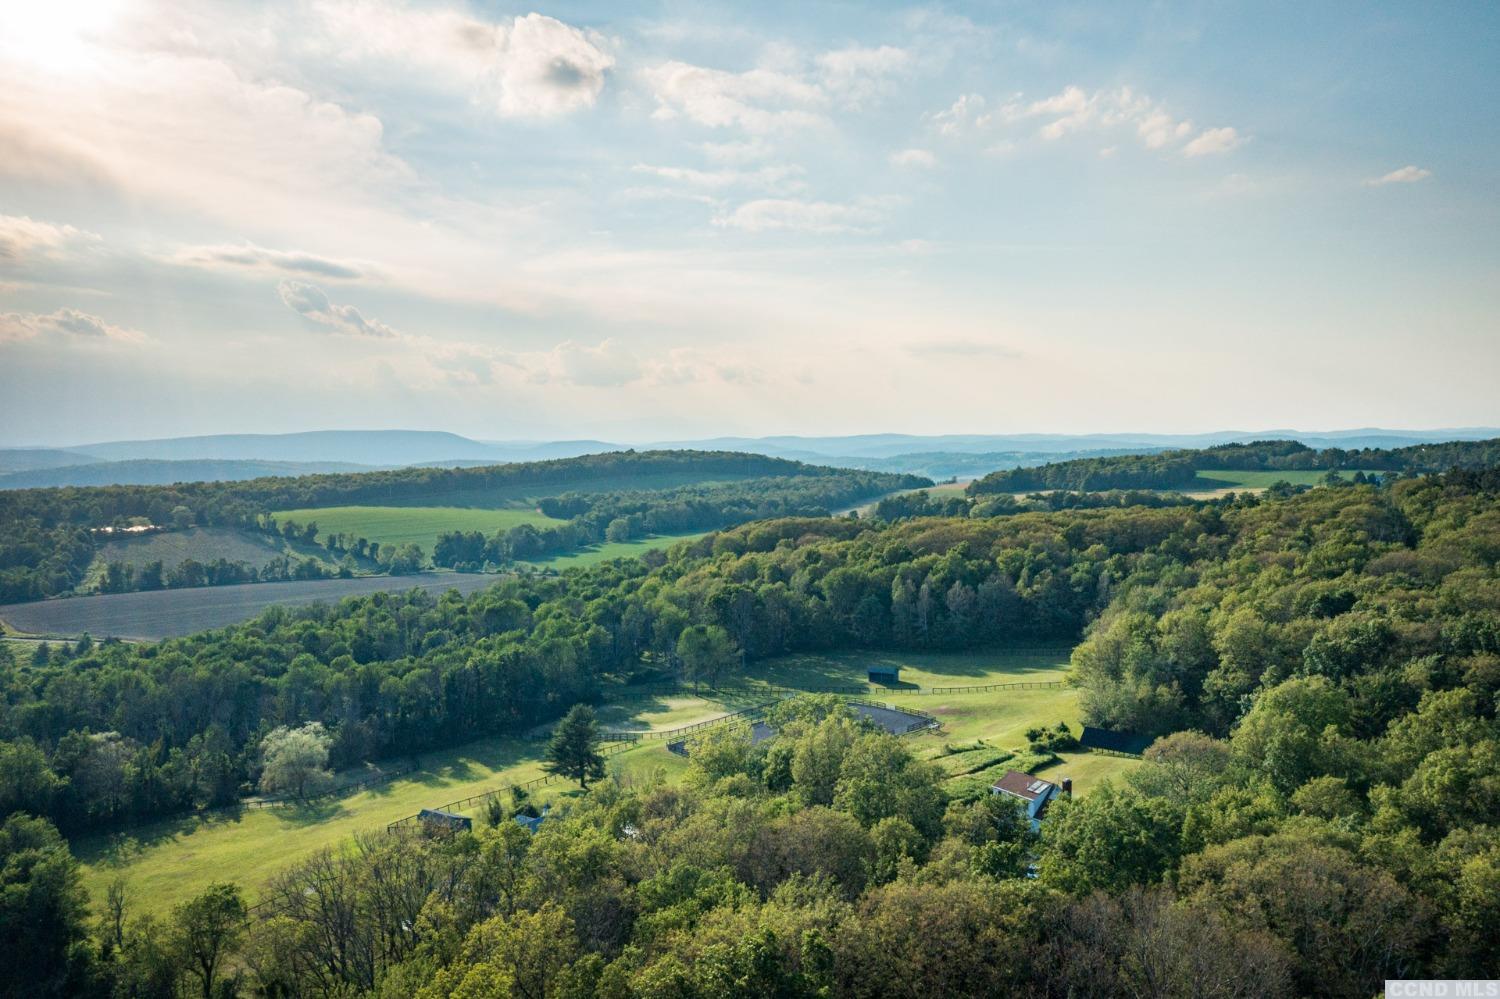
[537,339,644,387]
[890,148,936,168]
[642,60,825,131]
[815,45,910,104]
[1182,126,1243,157]
[713,198,883,234]
[643,44,909,133]
[932,93,986,136]
[0,308,144,345]
[0,214,101,263]
[1367,165,1432,186]
[174,242,369,279]
[934,85,1243,159]
[277,281,399,338]
[631,162,805,192]
[312,5,611,117]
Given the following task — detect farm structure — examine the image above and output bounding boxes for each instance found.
[991,769,1072,830]
[868,665,901,685]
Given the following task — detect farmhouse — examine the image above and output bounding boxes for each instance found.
[991,769,1072,830]
[513,805,550,834]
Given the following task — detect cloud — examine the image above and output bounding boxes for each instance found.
[814,45,910,104]
[174,242,368,279]
[642,60,825,131]
[713,198,884,234]
[540,339,644,387]
[1182,126,1243,157]
[631,162,805,192]
[934,85,1243,159]
[489,13,614,117]
[1367,165,1432,186]
[0,308,144,345]
[0,214,100,264]
[277,281,399,338]
[643,44,908,133]
[313,5,611,117]
[890,148,937,168]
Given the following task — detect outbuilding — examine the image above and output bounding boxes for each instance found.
[419,808,472,833]
[868,665,901,685]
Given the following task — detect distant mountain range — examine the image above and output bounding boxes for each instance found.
[1,427,1496,489]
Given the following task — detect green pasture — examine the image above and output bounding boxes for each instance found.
[1186,468,1382,492]
[75,646,1150,919]
[271,505,563,552]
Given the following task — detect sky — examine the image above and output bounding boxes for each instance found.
[0,1,1496,446]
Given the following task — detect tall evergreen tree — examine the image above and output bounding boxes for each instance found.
[545,705,606,789]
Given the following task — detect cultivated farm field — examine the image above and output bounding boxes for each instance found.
[270,504,564,551]
[0,573,501,640]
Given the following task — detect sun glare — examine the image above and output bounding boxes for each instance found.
[0,0,126,75]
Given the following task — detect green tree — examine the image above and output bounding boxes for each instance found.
[169,882,247,999]
[545,705,606,789]
[0,814,95,999]
[258,722,333,799]
[676,624,740,688]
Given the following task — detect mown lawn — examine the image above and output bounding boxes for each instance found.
[271,505,563,552]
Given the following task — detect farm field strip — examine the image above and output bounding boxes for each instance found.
[270,505,563,551]
[0,573,501,641]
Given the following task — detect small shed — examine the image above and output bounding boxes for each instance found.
[419,808,472,834]
[868,665,901,685]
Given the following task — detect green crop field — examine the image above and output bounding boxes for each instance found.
[518,530,712,569]
[271,505,564,552]
[75,646,1147,919]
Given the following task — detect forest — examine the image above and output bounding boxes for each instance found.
[0,451,925,602]
[2,466,1498,995]
[967,436,1500,493]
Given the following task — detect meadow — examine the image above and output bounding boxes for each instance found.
[1186,468,1376,491]
[74,646,1144,918]
[270,504,564,551]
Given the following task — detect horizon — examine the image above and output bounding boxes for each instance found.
[8,423,1500,452]
[2,1,1497,442]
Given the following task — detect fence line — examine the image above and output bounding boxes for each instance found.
[927,680,1065,694]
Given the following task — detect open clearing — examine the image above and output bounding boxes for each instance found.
[0,573,500,640]
[76,646,1144,917]
[271,505,563,552]
[83,527,335,591]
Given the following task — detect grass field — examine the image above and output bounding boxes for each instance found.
[75,736,690,918]
[74,646,1145,918]
[271,505,564,552]
[0,573,500,641]
[518,530,711,569]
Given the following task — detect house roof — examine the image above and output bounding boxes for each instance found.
[991,769,1057,802]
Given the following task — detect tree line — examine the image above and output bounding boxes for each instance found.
[967,436,1500,493]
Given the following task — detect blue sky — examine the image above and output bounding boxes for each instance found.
[0,1,1495,444]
